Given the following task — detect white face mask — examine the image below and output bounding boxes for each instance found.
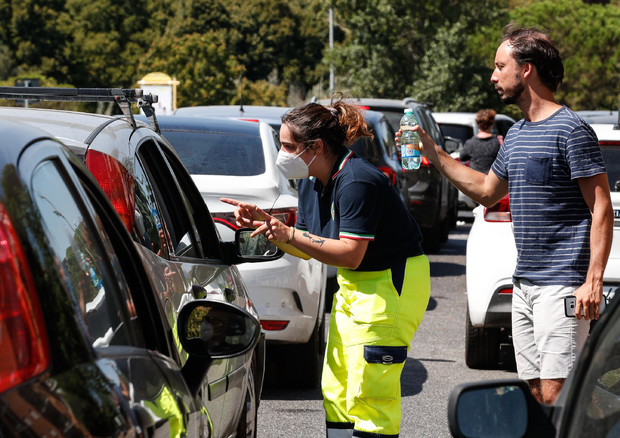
[276,146,316,179]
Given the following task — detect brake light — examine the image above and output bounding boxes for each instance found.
[269,207,297,227]
[378,166,397,185]
[484,195,511,222]
[0,202,49,393]
[85,150,135,232]
[600,140,620,146]
[420,157,431,167]
[260,320,289,331]
[357,106,370,110]
[498,287,513,294]
[238,118,260,123]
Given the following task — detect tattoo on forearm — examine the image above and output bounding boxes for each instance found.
[303,231,325,247]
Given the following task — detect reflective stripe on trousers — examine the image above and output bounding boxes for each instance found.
[323,255,431,438]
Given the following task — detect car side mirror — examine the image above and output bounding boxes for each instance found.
[444,136,462,154]
[177,299,260,359]
[235,228,283,261]
[447,379,555,438]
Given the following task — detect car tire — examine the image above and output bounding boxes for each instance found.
[421,223,443,253]
[236,355,258,438]
[465,307,500,369]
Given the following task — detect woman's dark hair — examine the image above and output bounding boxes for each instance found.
[502,23,564,92]
[281,94,373,155]
[476,109,496,132]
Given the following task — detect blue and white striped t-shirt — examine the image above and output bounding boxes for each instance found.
[491,106,606,286]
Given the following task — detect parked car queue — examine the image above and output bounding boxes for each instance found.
[0,87,283,438]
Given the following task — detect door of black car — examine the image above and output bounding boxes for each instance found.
[20,141,207,437]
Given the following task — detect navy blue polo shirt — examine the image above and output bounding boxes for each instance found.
[295,150,423,272]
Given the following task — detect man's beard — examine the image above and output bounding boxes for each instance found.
[499,74,524,105]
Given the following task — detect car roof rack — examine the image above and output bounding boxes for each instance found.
[0,86,160,133]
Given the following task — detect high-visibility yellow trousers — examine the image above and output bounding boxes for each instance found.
[323,255,430,438]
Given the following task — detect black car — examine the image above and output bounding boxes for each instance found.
[314,97,460,252]
[448,292,620,438]
[0,117,269,436]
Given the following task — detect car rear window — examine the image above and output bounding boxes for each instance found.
[162,130,266,176]
[438,124,473,144]
[601,145,620,190]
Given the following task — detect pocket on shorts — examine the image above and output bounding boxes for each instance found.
[525,155,552,185]
[357,345,407,400]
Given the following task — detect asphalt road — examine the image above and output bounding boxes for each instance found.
[257,219,518,438]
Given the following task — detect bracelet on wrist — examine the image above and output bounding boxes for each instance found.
[287,226,295,243]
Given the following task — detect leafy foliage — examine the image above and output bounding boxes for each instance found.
[0,0,616,112]
[510,0,620,111]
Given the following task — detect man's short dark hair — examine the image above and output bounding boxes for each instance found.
[502,23,564,92]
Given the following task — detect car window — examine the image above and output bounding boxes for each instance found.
[376,117,399,159]
[162,130,265,176]
[601,145,620,190]
[137,140,201,259]
[494,120,514,138]
[566,312,620,438]
[439,124,473,144]
[419,109,444,147]
[132,154,169,258]
[32,160,140,348]
[160,146,221,259]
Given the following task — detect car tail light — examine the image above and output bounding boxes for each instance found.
[85,150,135,232]
[238,118,260,123]
[0,202,50,393]
[420,157,432,167]
[269,207,297,227]
[378,166,397,186]
[484,195,511,222]
[600,140,620,146]
[498,287,513,294]
[213,207,297,231]
[260,320,289,331]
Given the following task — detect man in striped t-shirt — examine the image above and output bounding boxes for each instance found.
[400,24,614,405]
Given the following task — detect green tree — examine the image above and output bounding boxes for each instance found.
[139,32,244,106]
[57,0,155,87]
[510,0,620,111]
[328,0,510,102]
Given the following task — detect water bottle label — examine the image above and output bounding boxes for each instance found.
[404,144,416,157]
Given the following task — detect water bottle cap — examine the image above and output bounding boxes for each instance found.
[404,108,413,114]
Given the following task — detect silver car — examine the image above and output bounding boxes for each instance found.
[0,87,277,438]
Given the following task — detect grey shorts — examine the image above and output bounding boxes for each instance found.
[512,280,590,381]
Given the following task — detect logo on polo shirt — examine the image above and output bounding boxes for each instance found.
[331,202,335,221]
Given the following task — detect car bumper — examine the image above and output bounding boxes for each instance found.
[466,206,517,327]
[238,254,325,344]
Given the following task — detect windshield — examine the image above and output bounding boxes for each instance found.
[162,130,265,176]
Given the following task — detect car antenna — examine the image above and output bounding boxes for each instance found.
[239,93,245,114]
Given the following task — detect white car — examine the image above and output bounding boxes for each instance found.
[174,104,342,283]
[435,112,516,210]
[464,119,620,370]
[152,114,328,388]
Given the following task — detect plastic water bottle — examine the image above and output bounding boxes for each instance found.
[400,108,421,170]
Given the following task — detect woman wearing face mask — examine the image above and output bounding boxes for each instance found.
[221,95,430,438]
